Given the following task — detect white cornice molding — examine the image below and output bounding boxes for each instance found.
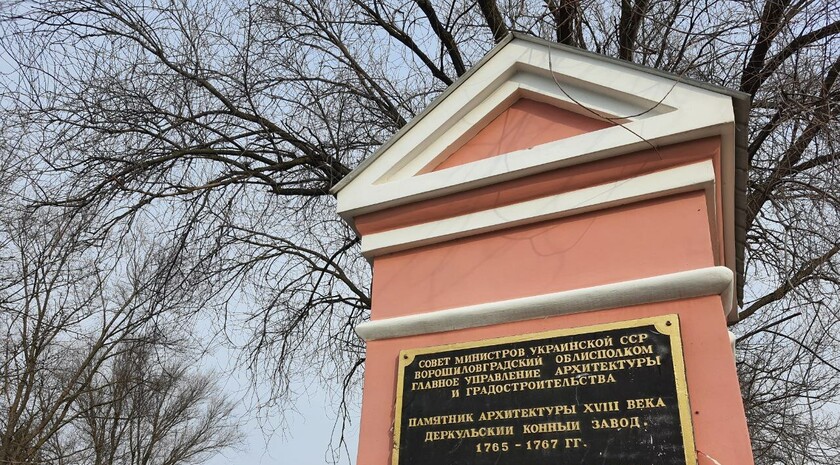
[356,266,734,341]
[361,160,717,258]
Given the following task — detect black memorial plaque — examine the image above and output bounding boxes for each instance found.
[393,315,696,465]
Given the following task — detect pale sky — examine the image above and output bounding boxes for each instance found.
[208,384,360,465]
[200,327,361,465]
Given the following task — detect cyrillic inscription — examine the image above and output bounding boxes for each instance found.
[393,315,696,465]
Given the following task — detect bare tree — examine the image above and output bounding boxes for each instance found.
[2,0,840,463]
[72,341,240,465]
[0,167,241,462]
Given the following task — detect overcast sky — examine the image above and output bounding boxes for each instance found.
[209,385,360,465]
[199,325,361,465]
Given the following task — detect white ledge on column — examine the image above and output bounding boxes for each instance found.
[361,160,716,258]
[356,266,734,341]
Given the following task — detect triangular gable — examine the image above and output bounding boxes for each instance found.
[335,36,738,220]
[425,98,612,172]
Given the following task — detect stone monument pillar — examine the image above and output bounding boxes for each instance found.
[334,33,753,465]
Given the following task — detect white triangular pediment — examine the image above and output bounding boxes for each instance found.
[334,36,737,222]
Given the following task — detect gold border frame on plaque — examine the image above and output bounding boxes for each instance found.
[391,314,697,465]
